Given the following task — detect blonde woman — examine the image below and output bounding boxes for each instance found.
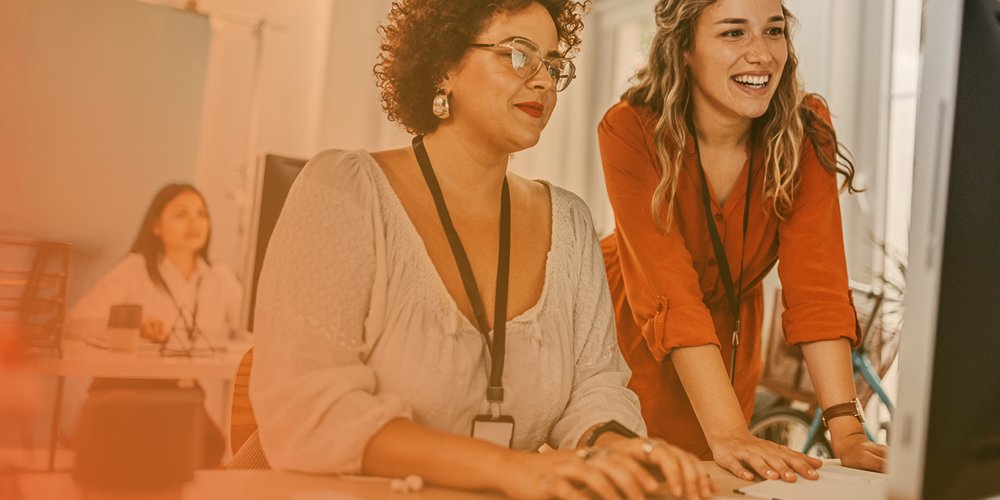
[599,0,888,482]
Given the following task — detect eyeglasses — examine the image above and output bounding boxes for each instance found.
[468,36,576,92]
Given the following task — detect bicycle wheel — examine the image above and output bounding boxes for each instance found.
[749,407,834,458]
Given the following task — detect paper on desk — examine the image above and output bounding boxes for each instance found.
[736,464,887,500]
[83,335,161,351]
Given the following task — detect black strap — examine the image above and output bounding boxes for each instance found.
[689,119,753,385]
[584,419,640,447]
[412,135,510,408]
[163,275,202,341]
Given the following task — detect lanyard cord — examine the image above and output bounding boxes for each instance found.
[689,120,753,386]
[162,275,202,341]
[412,135,511,415]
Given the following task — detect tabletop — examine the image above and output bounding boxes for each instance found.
[13,462,764,499]
[28,339,248,380]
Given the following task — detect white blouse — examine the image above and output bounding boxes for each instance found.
[250,149,645,474]
[66,254,243,346]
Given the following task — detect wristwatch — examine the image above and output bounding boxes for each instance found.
[584,420,639,447]
[821,398,865,427]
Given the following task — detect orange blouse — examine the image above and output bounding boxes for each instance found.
[599,96,861,458]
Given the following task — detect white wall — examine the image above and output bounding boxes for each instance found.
[772,0,896,282]
[0,0,210,304]
[0,0,341,303]
[319,2,410,153]
[186,0,336,278]
[172,0,408,281]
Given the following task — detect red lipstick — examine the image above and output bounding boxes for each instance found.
[514,101,544,118]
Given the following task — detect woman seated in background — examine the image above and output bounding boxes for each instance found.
[598,0,887,483]
[67,183,243,348]
[66,183,243,468]
[248,0,713,498]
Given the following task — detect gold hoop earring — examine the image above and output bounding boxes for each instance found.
[432,89,450,119]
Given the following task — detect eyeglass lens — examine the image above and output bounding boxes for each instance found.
[506,39,573,91]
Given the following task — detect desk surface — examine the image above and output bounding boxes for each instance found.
[15,463,762,499]
[29,340,247,380]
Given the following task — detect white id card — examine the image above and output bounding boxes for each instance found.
[471,414,515,449]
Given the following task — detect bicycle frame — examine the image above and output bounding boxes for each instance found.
[799,347,896,453]
[752,281,903,455]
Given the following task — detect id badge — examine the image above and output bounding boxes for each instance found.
[471,414,515,449]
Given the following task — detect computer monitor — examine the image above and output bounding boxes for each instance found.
[889,1,1000,498]
[242,153,308,331]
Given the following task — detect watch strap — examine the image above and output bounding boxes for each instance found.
[585,420,639,447]
[821,398,865,427]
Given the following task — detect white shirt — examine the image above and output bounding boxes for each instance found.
[66,253,243,346]
[250,149,645,474]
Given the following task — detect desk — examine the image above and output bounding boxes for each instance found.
[31,340,246,380]
[14,463,760,499]
[29,340,247,471]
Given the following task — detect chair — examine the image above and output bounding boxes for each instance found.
[229,347,257,453]
[228,346,271,469]
[227,152,307,469]
[243,153,307,332]
[0,239,72,356]
[0,239,72,469]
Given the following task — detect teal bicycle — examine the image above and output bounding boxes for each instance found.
[749,281,901,457]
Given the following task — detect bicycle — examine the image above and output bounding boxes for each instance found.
[749,281,902,457]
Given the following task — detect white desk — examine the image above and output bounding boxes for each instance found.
[30,339,248,471]
[32,339,246,380]
[13,463,761,499]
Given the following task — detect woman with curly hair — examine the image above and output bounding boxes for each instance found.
[248,1,712,498]
[599,0,888,482]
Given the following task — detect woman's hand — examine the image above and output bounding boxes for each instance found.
[710,432,823,482]
[603,437,716,499]
[499,439,714,500]
[833,433,887,472]
[498,448,619,500]
[140,318,167,343]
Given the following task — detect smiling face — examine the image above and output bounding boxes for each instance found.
[685,0,789,124]
[441,2,560,153]
[153,190,209,257]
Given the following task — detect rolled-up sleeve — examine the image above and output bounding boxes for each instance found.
[777,99,861,347]
[250,150,412,474]
[549,195,646,449]
[599,103,719,362]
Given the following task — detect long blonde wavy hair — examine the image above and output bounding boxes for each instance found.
[625,0,861,230]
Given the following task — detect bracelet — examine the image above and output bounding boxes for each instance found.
[584,420,639,447]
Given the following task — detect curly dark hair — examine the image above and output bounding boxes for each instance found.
[374,0,590,135]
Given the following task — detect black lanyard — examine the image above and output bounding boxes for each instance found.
[689,121,753,385]
[412,135,511,416]
[163,275,202,341]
